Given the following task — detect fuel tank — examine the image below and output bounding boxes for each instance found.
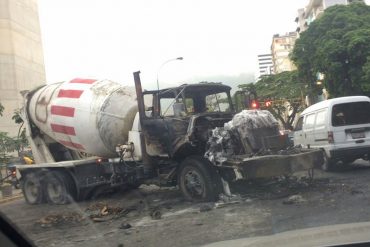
[26,78,138,157]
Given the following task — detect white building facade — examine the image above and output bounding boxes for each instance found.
[296,0,365,34]
[256,54,274,81]
[0,0,46,136]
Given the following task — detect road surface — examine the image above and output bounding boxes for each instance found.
[1,160,370,247]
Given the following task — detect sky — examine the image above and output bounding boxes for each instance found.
[37,0,360,90]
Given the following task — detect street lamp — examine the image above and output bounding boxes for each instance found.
[156,57,183,92]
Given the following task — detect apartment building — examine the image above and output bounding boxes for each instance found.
[271,32,297,74]
[296,0,365,33]
[256,54,274,80]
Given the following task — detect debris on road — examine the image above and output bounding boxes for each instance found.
[350,189,364,195]
[120,222,132,229]
[215,201,241,209]
[37,212,84,227]
[85,202,136,222]
[149,208,162,220]
[199,203,213,212]
[215,194,242,208]
[283,194,306,205]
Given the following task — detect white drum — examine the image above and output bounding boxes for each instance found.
[27,78,138,157]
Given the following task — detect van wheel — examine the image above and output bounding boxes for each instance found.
[178,156,221,202]
[322,152,334,171]
[44,171,76,204]
[22,173,44,204]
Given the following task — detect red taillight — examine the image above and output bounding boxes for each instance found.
[328,131,334,143]
[96,158,108,164]
[251,100,259,109]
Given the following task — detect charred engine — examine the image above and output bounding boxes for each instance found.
[205,110,290,164]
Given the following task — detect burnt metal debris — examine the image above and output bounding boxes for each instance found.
[205,110,281,164]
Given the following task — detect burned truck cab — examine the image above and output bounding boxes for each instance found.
[140,82,234,161]
[132,71,324,202]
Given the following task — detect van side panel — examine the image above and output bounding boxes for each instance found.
[313,109,329,148]
[303,113,316,148]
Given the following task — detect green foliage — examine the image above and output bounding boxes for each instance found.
[0,102,3,117]
[254,71,305,99]
[12,109,28,150]
[0,108,28,164]
[291,2,370,97]
[12,109,23,124]
[238,71,306,130]
[0,132,21,164]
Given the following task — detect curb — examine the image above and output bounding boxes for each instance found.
[0,193,23,204]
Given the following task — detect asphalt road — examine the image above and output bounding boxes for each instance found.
[2,160,370,247]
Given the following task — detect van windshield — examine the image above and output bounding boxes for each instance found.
[332,101,370,127]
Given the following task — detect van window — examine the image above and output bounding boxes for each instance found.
[332,101,370,127]
[295,116,303,131]
[305,113,315,129]
[315,110,327,127]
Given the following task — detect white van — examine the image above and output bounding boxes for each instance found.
[293,96,370,170]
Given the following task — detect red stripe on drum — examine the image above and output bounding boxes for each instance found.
[69,78,96,84]
[51,123,76,135]
[57,89,84,98]
[50,105,75,117]
[58,140,85,150]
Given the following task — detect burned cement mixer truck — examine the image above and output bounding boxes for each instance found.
[17,72,323,204]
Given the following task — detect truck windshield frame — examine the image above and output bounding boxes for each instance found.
[143,83,234,117]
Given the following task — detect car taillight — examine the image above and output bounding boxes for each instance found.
[328,131,334,143]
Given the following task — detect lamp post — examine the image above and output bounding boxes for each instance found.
[156,57,183,92]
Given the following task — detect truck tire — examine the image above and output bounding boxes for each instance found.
[44,171,76,204]
[22,173,44,204]
[178,156,221,202]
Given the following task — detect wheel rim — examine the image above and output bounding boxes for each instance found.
[183,168,205,199]
[24,179,40,203]
[46,179,64,203]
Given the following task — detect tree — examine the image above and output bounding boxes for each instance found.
[0,102,4,116]
[238,71,306,130]
[291,2,370,98]
[0,132,21,164]
[0,106,28,164]
[12,109,28,153]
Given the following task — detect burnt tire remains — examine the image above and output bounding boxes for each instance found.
[178,156,221,202]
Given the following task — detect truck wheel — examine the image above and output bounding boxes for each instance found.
[178,156,221,202]
[22,173,44,204]
[44,171,75,204]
